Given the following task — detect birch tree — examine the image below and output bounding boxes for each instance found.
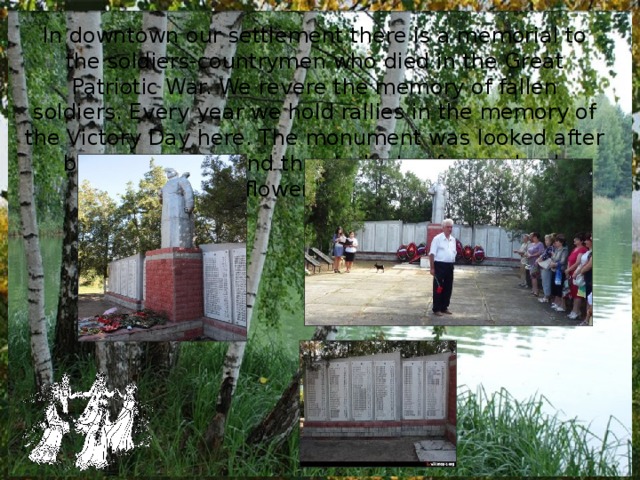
[370,11,410,160]
[184,11,244,154]
[136,10,168,152]
[95,11,177,387]
[8,12,53,388]
[203,11,318,452]
[54,11,104,362]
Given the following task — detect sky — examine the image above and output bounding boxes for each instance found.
[79,154,213,201]
[400,159,457,183]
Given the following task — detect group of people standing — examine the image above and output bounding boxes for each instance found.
[332,227,358,273]
[515,232,593,325]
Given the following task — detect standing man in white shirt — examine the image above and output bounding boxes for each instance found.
[429,218,457,316]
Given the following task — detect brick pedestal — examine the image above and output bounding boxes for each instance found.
[427,223,442,254]
[447,354,457,445]
[145,247,203,322]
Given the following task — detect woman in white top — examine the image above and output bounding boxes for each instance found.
[344,231,358,273]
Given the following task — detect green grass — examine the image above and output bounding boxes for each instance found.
[78,275,104,295]
[8,312,629,477]
[450,387,628,476]
[8,316,301,476]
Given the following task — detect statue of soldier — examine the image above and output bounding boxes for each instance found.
[428,173,448,224]
[160,168,195,248]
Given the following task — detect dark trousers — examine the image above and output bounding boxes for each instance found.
[433,261,454,313]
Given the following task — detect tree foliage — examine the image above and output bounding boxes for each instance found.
[78,157,244,281]
[524,158,593,238]
[300,340,455,368]
[199,154,246,243]
[78,180,117,281]
[116,160,164,257]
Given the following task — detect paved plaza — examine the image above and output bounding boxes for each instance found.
[299,435,456,467]
[305,261,583,326]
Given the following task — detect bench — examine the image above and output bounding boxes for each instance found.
[310,248,333,270]
[305,252,321,274]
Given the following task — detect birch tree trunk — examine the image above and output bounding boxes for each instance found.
[54,11,104,362]
[244,15,414,451]
[370,11,411,160]
[95,11,178,388]
[8,12,53,389]
[136,10,167,152]
[245,325,334,448]
[184,11,244,154]
[203,11,318,453]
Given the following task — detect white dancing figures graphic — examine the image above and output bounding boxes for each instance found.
[73,373,116,470]
[107,384,138,453]
[27,372,143,470]
[28,381,70,464]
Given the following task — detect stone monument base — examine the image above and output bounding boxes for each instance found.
[203,317,248,341]
[302,419,446,438]
[145,247,204,322]
[103,292,143,311]
[426,223,442,255]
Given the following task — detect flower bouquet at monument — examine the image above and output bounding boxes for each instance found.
[127,309,168,329]
[79,308,168,336]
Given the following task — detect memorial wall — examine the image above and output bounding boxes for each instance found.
[357,221,520,261]
[304,351,454,438]
[105,253,145,310]
[201,243,247,329]
[104,243,247,338]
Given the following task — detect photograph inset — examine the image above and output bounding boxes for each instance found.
[304,158,592,326]
[78,154,247,341]
[299,340,457,467]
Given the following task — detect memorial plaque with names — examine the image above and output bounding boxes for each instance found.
[387,223,400,252]
[374,225,387,253]
[351,361,373,421]
[374,361,396,421]
[120,260,128,295]
[127,258,136,298]
[402,361,423,419]
[203,250,232,323]
[361,226,374,252]
[231,248,247,327]
[305,365,327,421]
[426,361,446,419]
[109,264,118,295]
[328,361,349,421]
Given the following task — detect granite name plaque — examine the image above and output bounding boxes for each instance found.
[107,253,144,300]
[374,361,396,421]
[426,361,446,419]
[203,250,232,323]
[328,361,349,421]
[351,361,373,421]
[305,364,327,421]
[231,247,247,327]
[202,244,247,327]
[402,360,424,420]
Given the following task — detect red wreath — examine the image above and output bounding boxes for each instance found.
[463,245,474,263]
[396,245,409,262]
[455,240,464,262]
[407,242,417,259]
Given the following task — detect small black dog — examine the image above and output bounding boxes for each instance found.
[374,263,385,273]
